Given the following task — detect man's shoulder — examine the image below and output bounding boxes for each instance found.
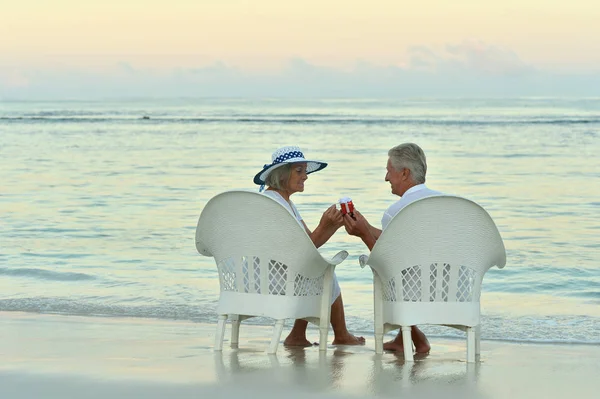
[421,187,443,197]
[405,185,442,200]
[387,187,442,211]
[381,186,446,230]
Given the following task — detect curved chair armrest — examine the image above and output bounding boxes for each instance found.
[327,250,349,266]
[358,254,369,269]
[195,238,213,257]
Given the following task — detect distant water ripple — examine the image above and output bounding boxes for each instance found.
[1,116,599,125]
[0,267,95,282]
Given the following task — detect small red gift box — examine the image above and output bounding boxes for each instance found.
[339,197,354,215]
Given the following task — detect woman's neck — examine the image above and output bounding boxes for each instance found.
[267,187,291,201]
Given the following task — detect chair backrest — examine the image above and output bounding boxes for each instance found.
[196,190,330,300]
[368,195,506,305]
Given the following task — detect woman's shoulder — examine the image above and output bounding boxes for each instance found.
[262,190,302,221]
[262,189,277,198]
[262,190,287,206]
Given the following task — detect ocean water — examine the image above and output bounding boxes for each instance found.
[1,98,599,345]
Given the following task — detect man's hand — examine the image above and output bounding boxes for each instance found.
[343,209,378,250]
[342,209,369,238]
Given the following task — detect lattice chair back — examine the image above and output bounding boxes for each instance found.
[363,195,506,361]
[196,190,347,353]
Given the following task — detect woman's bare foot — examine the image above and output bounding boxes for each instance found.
[414,340,431,354]
[283,336,315,347]
[283,335,316,347]
[383,338,404,352]
[332,333,366,345]
[284,320,315,346]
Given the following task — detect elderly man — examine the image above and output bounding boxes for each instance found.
[342,142,442,353]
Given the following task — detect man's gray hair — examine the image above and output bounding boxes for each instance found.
[388,143,427,184]
[265,163,292,190]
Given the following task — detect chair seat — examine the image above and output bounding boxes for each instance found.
[381,301,481,327]
[217,291,325,321]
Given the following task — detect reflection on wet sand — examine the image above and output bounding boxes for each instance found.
[213,345,483,398]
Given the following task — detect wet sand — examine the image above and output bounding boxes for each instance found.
[1,312,599,398]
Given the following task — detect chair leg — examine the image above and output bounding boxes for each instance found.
[475,325,481,357]
[402,326,413,362]
[268,319,285,354]
[467,327,476,363]
[215,315,227,351]
[319,319,328,352]
[373,272,384,354]
[375,329,384,354]
[230,314,240,348]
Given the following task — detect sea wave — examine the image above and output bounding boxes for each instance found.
[1,116,599,125]
[1,297,598,345]
[0,267,95,282]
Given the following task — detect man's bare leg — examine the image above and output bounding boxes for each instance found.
[411,326,430,353]
[330,294,365,345]
[382,326,430,353]
[283,319,314,347]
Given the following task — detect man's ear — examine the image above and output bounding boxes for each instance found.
[402,167,410,180]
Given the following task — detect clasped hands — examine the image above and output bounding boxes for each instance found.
[318,204,372,241]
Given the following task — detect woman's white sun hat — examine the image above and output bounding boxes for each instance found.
[254,146,327,188]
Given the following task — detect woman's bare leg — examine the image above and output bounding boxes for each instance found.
[283,319,314,346]
[330,294,365,345]
[284,294,365,346]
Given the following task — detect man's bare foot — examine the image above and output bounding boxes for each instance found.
[283,335,316,347]
[332,333,366,345]
[411,327,431,354]
[382,337,431,353]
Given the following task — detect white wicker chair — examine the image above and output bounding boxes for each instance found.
[359,195,506,362]
[196,190,348,354]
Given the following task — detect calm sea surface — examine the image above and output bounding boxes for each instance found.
[1,98,599,344]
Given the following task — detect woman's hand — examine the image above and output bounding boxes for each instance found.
[319,204,344,230]
[309,204,344,248]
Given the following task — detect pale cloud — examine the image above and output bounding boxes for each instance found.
[0,42,598,99]
[444,40,533,76]
[407,46,441,72]
[407,40,533,76]
[115,62,136,76]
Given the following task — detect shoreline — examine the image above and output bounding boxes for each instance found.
[2,311,600,398]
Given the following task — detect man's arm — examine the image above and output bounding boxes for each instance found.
[367,224,382,242]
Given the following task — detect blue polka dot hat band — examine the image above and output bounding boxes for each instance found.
[253,146,328,187]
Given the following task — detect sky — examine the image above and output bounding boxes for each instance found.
[1,0,599,98]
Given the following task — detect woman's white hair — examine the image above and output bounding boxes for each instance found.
[388,143,427,184]
[265,164,292,190]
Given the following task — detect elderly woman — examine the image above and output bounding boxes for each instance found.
[254,146,364,346]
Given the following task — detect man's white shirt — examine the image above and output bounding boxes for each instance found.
[381,184,442,230]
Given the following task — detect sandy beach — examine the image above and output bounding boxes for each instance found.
[1,311,598,399]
